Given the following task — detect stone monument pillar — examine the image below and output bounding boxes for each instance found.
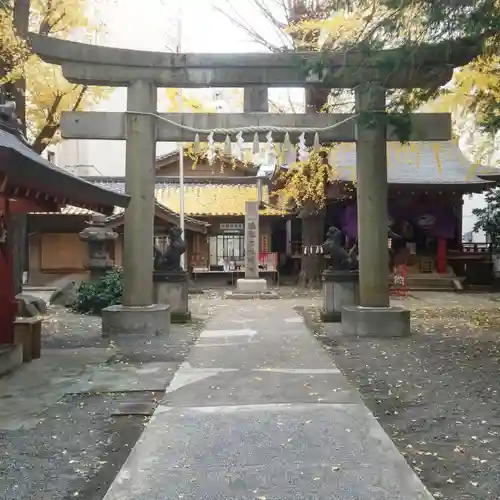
[244,200,259,279]
[235,200,267,294]
[79,214,118,281]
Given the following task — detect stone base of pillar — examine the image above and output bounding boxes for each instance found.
[341,306,411,337]
[321,270,359,323]
[101,304,171,337]
[236,278,267,293]
[153,271,191,323]
[225,277,278,299]
[225,290,279,300]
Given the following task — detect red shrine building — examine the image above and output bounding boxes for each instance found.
[0,102,129,360]
[320,141,499,288]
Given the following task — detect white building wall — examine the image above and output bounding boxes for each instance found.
[457,120,500,242]
[462,193,487,242]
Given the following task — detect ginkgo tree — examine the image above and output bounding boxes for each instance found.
[218,0,500,286]
[1,0,110,153]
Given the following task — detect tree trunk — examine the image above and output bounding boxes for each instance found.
[298,203,325,288]
[6,212,27,295]
[5,1,30,295]
[12,0,30,135]
[297,87,330,287]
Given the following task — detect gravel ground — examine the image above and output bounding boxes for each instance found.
[0,293,215,500]
[302,295,500,500]
[2,392,159,500]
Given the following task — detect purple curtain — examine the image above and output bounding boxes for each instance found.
[340,202,456,239]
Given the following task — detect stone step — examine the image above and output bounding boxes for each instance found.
[392,276,459,292]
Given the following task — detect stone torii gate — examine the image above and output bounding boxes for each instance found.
[29,33,453,335]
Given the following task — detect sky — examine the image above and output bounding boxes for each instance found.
[98,0,278,52]
[59,0,305,174]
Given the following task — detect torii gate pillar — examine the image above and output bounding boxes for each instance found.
[342,83,411,337]
[123,80,157,307]
[355,83,390,308]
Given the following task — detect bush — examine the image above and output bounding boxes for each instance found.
[75,267,123,315]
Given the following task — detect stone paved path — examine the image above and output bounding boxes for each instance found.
[103,300,433,500]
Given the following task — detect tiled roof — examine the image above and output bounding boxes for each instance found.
[0,128,129,213]
[155,149,259,173]
[33,201,209,229]
[31,205,120,216]
[327,141,491,185]
[88,180,283,217]
[154,184,282,216]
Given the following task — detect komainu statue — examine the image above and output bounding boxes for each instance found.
[153,226,186,272]
[322,226,358,271]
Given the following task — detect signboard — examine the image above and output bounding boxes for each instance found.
[220,223,244,230]
[417,214,436,228]
[261,234,270,253]
[244,201,259,278]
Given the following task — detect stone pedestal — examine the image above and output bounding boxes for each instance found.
[225,278,278,299]
[101,304,171,337]
[321,270,359,322]
[153,271,191,323]
[341,306,411,337]
[236,278,267,294]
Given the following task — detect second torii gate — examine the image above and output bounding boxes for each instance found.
[29,33,455,335]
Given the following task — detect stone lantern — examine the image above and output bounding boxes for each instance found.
[79,214,118,280]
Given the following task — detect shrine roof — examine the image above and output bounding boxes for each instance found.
[327,141,492,188]
[31,201,210,233]
[85,177,284,217]
[0,127,130,215]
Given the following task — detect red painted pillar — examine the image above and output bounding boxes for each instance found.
[437,237,447,274]
[0,198,16,344]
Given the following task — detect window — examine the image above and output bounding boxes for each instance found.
[209,234,244,266]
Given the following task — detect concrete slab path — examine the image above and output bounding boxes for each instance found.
[103,300,433,500]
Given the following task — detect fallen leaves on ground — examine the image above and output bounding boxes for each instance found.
[412,306,500,335]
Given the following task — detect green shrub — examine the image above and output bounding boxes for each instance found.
[75,267,123,315]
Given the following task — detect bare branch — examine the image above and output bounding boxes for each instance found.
[213,2,282,51]
[213,0,293,51]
